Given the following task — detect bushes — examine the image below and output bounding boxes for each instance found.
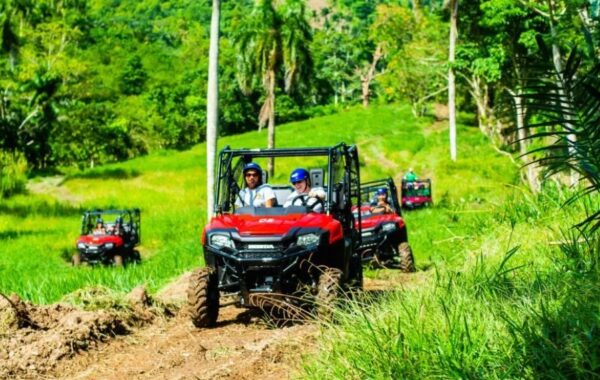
[0,151,27,198]
[303,187,600,379]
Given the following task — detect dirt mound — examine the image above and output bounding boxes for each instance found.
[0,288,159,379]
[1,269,420,379]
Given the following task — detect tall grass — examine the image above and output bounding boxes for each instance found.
[0,150,27,198]
[0,104,517,303]
[302,188,600,379]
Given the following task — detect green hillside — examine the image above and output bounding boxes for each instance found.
[0,104,516,303]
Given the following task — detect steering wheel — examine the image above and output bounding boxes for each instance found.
[289,194,325,211]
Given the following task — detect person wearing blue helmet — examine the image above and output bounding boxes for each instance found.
[283,168,326,212]
[370,188,392,214]
[93,217,106,235]
[235,162,276,208]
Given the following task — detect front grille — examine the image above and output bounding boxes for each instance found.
[240,242,286,251]
[241,251,283,260]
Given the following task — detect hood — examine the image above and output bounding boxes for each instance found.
[205,212,343,243]
[78,234,123,246]
[402,195,431,203]
[356,213,405,230]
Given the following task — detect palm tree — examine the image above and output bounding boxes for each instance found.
[235,0,313,176]
[1,7,20,71]
[19,71,61,169]
[522,54,600,232]
[206,0,220,219]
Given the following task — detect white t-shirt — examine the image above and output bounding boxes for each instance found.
[235,184,276,207]
[283,187,326,212]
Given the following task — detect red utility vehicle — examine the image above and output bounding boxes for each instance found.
[188,144,363,327]
[355,178,415,272]
[74,209,141,267]
[401,178,432,209]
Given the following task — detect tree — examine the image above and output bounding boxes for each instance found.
[235,0,313,176]
[360,4,416,108]
[206,0,220,219]
[378,9,446,117]
[447,0,458,161]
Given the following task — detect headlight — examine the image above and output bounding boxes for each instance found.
[297,233,320,246]
[77,242,86,249]
[105,243,114,249]
[210,234,235,249]
[381,223,396,232]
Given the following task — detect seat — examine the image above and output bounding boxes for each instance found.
[271,185,294,207]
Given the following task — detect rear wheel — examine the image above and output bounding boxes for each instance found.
[114,255,124,267]
[349,254,363,290]
[316,267,343,319]
[188,268,219,328]
[72,253,82,267]
[398,242,416,273]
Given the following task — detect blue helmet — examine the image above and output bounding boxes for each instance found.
[290,168,309,184]
[376,188,388,196]
[96,217,104,224]
[243,162,262,175]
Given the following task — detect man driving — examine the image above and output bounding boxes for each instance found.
[235,162,276,208]
[283,168,326,213]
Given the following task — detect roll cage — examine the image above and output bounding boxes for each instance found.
[81,209,141,242]
[360,178,402,214]
[401,178,432,198]
[214,143,362,236]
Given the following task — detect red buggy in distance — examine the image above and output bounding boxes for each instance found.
[401,178,432,209]
[355,178,416,272]
[187,144,363,328]
[74,209,141,267]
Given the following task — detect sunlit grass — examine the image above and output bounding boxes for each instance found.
[303,188,599,379]
[0,104,517,303]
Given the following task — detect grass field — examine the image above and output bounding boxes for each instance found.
[2,103,598,378]
[0,104,517,303]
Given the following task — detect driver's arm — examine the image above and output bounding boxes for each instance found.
[263,186,276,208]
[308,187,326,200]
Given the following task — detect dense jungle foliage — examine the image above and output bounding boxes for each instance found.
[0,0,599,183]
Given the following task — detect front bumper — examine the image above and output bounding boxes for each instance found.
[357,228,401,259]
[78,245,118,264]
[204,242,322,306]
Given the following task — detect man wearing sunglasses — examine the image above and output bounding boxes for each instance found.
[235,162,276,208]
[283,168,326,213]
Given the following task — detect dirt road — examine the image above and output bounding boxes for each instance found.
[1,272,420,380]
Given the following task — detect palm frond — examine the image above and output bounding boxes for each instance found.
[521,52,600,232]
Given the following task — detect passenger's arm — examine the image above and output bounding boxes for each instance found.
[265,198,275,208]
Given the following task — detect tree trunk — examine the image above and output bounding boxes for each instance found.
[448,0,458,161]
[548,0,577,185]
[361,44,382,108]
[509,89,540,193]
[579,6,596,57]
[206,0,220,219]
[267,69,276,178]
[465,74,491,135]
[412,0,422,22]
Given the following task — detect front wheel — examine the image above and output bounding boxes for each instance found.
[72,253,82,267]
[114,255,124,267]
[187,268,220,328]
[398,242,416,273]
[316,267,343,320]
